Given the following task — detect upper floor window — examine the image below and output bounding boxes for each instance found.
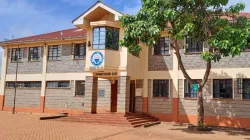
[213,79,232,99]
[11,48,23,62]
[6,81,41,88]
[186,37,203,53]
[47,81,70,88]
[184,79,200,98]
[153,80,169,97]
[93,27,119,50]
[238,79,250,99]
[29,47,41,61]
[154,37,170,55]
[48,45,61,60]
[73,43,86,59]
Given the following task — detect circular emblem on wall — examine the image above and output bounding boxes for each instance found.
[91,51,104,67]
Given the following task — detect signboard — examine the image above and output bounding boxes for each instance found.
[95,72,118,77]
[91,51,104,67]
[192,84,199,91]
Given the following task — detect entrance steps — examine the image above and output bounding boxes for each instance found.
[54,113,161,127]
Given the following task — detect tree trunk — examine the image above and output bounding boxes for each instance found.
[197,86,204,128]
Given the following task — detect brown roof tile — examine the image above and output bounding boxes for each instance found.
[1,28,86,44]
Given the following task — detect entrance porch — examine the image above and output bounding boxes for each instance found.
[84,76,136,113]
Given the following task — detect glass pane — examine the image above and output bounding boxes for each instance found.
[93,45,99,49]
[100,27,106,32]
[99,45,105,49]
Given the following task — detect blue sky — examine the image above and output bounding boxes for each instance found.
[0,0,249,41]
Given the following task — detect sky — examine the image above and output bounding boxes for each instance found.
[0,0,249,42]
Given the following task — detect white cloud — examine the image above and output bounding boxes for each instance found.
[122,0,141,15]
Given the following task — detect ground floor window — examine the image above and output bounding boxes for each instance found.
[184,79,200,98]
[6,81,41,88]
[47,81,70,88]
[238,79,250,99]
[153,80,169,97]
[213,79,233,99]
[75,81,85,96]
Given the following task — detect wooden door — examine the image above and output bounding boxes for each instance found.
[111,81,118,112]
[129,81,136,113]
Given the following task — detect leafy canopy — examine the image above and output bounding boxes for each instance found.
[119,0,250,62]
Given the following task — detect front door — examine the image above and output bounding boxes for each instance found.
[129,81,136,113]
[111,81,118,112]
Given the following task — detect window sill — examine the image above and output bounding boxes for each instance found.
[153,54,171,56]
[6,87,41,90]
[46,87,71,89]
[242,49,250,52]
[211,98,234,101]
[11,61,23,63]
[74,96,84,98]
[28,60,41,62]
[47,60,62,62]
[73,58,86,60]
[184,52,202,55]
[184,98,197,100]
[152,97,170,99]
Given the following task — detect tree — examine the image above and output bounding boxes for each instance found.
[119,0,250,128]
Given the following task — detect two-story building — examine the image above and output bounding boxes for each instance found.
[1,1,250,128]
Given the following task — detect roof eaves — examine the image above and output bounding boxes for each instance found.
[72,1,124,23]
[0,36,86,46]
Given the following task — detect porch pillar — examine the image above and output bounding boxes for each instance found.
[117,76,130,113]
[85,76,98,113]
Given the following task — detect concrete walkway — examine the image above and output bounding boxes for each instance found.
[0,112,249,140]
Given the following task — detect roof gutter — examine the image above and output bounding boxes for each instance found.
[0,36,86,46]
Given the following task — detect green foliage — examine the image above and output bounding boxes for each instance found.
[119,0,250,62]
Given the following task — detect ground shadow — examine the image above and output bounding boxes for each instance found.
[170,123,250,136]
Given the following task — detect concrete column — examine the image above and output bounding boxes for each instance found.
[117,76,130,113]
[0,47,8,110]
[172,47,179,122]
[84,76,98,113]
[40,45,48,113]
[142,46,149,113]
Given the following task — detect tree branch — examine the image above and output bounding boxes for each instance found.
[171,40,193,85]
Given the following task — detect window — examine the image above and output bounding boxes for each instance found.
[93,27,119,50]
[238,79,250,99]
[29,47,41,61]
[47,81,70,88]
[6,82,41,88]
[154,37,170,55]
[48,45,61,60]
[73,43,86,59]
[75,81,85,96]
[153,80,169,97]
[11,48,23,62]
[186,37,203,53]
[184,79,200,98]
[213,79,233,99]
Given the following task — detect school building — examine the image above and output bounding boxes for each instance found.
[0,1,250,128]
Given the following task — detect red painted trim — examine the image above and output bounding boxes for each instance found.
[3,107,41,113]
[179,114,250,129]
[142,97,148,113]
[44,108,84,116]
[40,96,45,113]
[150,113,172,122]
[0,95,4,111]
[172,98,179,122]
